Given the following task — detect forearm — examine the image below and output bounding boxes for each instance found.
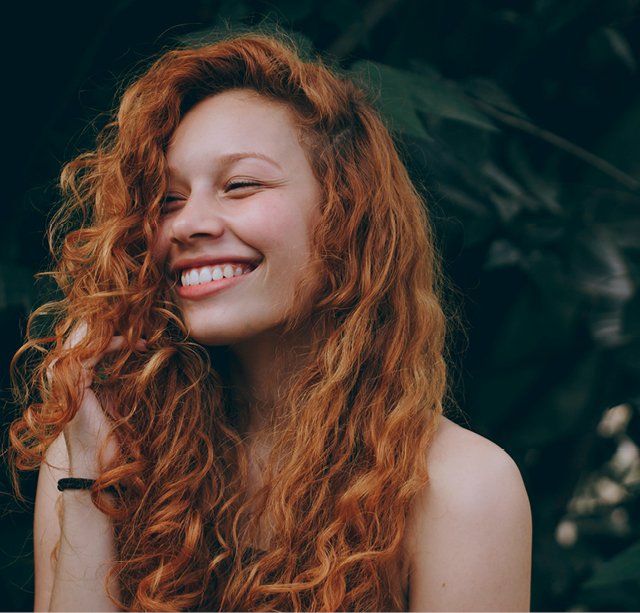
[48,490,120,612]
[36,333,136,611]
[46,441,121,612]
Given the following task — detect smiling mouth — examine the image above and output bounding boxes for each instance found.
[178,262,256,287]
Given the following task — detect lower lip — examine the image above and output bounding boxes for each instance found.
[175,269,254,300]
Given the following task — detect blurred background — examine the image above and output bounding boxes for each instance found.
[1,0,639,610]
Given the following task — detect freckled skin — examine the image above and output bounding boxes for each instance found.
[152,89,322,347]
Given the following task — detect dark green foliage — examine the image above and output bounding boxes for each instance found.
[2,0,639,610]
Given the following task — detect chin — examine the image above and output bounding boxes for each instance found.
[183,317,283,348]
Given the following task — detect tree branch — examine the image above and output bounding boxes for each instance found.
[467,95,640,192]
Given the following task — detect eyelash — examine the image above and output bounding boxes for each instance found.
[225,180,262,191]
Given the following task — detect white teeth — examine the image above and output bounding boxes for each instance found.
[180,263,253,286]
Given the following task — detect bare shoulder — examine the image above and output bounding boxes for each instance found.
[405,415,532,611]
[423,415,528,506]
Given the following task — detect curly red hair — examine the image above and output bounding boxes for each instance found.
[10,33,447,611]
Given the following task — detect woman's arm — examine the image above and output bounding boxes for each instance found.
[33,332,140,611]
[34,434,119,612]
[407,417,532,612]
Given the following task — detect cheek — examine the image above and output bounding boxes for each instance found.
[272,219,313,263]
[243,205,312,256]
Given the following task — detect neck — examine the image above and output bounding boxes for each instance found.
[227,325,314,434]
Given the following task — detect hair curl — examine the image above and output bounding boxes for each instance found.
[10,32,447,611]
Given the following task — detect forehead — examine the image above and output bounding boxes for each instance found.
[166,89,305,169]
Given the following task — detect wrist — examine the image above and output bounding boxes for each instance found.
[65,445,101,478]
[57,477,119,496]
[57,477,96,491]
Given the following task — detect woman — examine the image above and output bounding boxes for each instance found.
[10,33,531,611]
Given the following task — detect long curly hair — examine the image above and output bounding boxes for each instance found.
[9,32,447,611]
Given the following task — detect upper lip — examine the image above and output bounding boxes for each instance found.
[170,255,262,275]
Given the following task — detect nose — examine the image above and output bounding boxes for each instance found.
[168,192,225,245]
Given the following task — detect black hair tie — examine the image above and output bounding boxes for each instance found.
[57,478,95,491]
[57,478,119,495]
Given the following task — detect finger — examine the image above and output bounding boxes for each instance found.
[49,329,147,384]
[84,336,147,370]
[49,323,89,383]
[65,324,146,354]
[104,337,147,354]
[45,357,58,385]
[63,321,89,350]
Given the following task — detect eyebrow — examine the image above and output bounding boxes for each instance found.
[218,152,283,170]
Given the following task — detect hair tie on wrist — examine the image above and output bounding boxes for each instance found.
[57,477,120,495]
[57,477,95,491]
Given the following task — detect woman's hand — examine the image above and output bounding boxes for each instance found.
[51,324,146,477]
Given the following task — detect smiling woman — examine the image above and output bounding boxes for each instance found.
[9,33,531,612]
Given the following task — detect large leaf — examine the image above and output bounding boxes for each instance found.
[349,61,430,141]
[349,60,498,138]
[462,77,531,120]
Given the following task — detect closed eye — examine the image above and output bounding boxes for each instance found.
[225,179,264,192]
[161,194,185,213]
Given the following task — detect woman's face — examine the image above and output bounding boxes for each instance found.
[152,89,322,346]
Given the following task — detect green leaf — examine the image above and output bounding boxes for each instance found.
[584,539,640,588]
[349,60,498,139]
[463,77,530,120]
[412,78,499,132]
[349,61,431,141]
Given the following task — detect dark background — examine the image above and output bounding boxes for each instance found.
[2,0,640,610]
